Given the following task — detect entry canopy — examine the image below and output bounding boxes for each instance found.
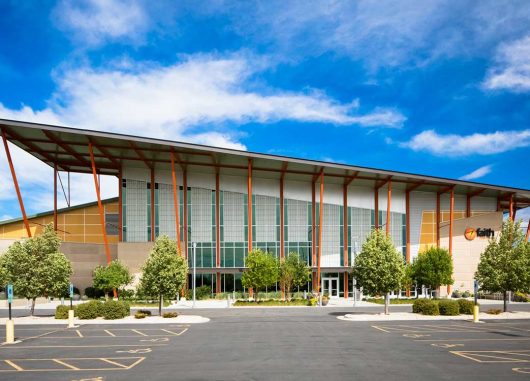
[1,118,529,210]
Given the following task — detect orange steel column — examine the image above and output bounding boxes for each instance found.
[183,169,188,258]
[343,183,348,267]
[466,194,471,218]
[311,180,316,291]
[436,193,441,247]
[150,168,155,241]
[247,159,253,252]
[88,143,112,266]
[53,164,58,231]
[215,172,221,294]
[1,130,31,237]
[170,153,181,251]
[280,176,285,259]
[386,181,392,235]
[447,188,454,295]
[344,272,349,299]
[316,172,324,294]
[526,220,530,241]
[509,194,514,221]
[374,185,379,229]
[118,166,123,242]
[405,189,411,297]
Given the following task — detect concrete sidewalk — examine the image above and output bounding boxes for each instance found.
[338,311,530,322]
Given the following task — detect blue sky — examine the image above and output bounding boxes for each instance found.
[0,0,528,224]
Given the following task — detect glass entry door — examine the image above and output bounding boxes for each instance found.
[321,277,339,298]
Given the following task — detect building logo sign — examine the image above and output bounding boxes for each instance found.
[464,227,494,241]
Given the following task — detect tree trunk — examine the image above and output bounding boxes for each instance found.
[159,294,162,316]
[30,297,36,316]
[384,293,390,315]
[504,290,508,312]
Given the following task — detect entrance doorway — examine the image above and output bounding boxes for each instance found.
[321,277,339,298]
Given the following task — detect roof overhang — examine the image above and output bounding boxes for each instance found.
[1,118,529,208]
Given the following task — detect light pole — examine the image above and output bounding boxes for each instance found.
[192,242,196,308]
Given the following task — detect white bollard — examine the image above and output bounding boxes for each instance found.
[68,309,75,328]
[5,320,14,344]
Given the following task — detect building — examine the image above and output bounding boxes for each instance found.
[0,119,529,296]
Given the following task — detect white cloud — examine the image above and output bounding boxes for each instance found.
[459,165,492,181]
[54,0,148,46]
[484,35,530,91]
[401,129,530,156]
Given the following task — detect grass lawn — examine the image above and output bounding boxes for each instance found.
[366,298,415,305]
[234,299,310,307]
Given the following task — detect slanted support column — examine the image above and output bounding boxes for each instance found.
[88,143,112,267]
[317,171,324,294]
[118,166,123,242]
[1,130,31,237]
[170,152,181,251]
[447,188,455,295]
[386,181,392,235]
[54,164,58,231]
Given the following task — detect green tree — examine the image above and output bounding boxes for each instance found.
[242,249,279,300]
[139,235,188,315]
[93,260,133,299]
[0,224,72,315]
[411,246,454,298]
[352,229,405,314]
[475,220,530,312]
[279,252,311,300]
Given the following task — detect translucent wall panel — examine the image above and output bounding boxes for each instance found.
[190,188,213,243]
[350,207,372,254]
[321,204,341,267]
[125,179,148,242]
[223,191,245,242]
[254,195,277,242]
[287,199,309,242]
[390,212,405,254]
[158,183,176,239]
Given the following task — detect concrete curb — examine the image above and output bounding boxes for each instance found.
[0,315,210,325]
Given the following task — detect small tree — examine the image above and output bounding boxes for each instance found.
[475,220,530,312]
[139,235,188,315]
[93,260,133,299]
[279,252,311,300]
[0,224,72,315]
[352,229,404,314]
[242,249,279,300]
[412,246,453,298]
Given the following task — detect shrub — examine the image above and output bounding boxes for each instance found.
[514,292,529,302]
[134,312,147,319]
[137,309,152,316]
[458,299,475,315]
[55,305,76,319]
[76,300,103,319]
[307,297,318,306]
[195,285,211,300]
[451,290,462,298]
[438,300,460,316]
[162,312,178,318]
[487,308,502,315]
[101,300,130,320]
[412,299,439,315]
[412,299,432,313]
[462,290,471,298]
[84,286,105,299]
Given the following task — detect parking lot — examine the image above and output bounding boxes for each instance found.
[1,308,530,380]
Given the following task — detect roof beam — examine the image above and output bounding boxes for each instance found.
[344,171,359,186]
[467,188,486,198]
[375,175,392,190]
[438,185,455,195]
[42,130,90,166]
[129,141,153,169]
[406,181,425,192]
[280,162,289,180]
[87,137,121,168]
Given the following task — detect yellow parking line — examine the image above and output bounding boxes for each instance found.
[4,360,23,371]
[75,330,83,338]
[100,358,128,368]
[104,330,116,337]
[53,359,80,370]
[131,329,148,337]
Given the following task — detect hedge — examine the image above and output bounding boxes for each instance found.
[101,300,130,320]
[458,299,475,315]
[76,300,103,319]
[438,300,460,316]
[412,299,440,315]
[55,305,76,319]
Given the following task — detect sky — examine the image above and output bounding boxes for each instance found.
[0,0,528,225]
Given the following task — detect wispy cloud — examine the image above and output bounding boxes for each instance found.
[483,35,530,91]
[459,165,492,181]
[53,0,148,46]
[400,129,530,156]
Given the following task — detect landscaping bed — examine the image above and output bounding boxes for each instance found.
[366,298,415,305]
[233,299,311,307]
